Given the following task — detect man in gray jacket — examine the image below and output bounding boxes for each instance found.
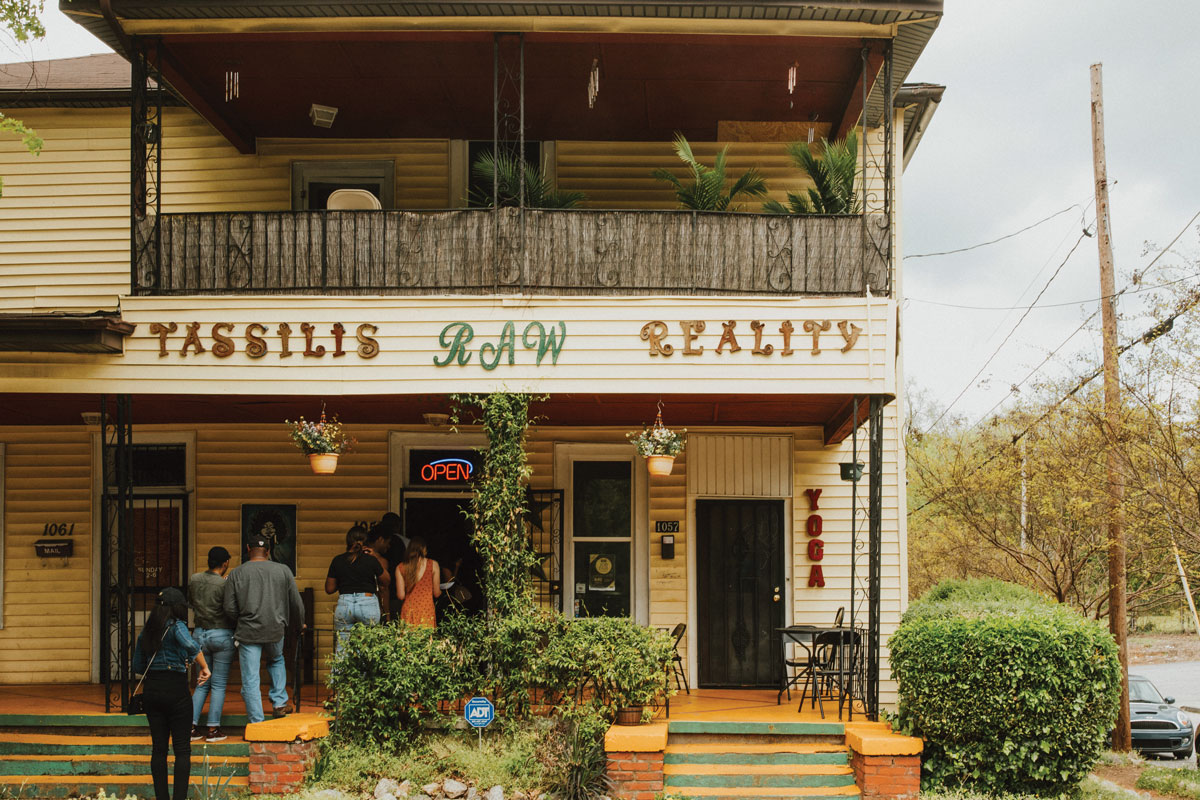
[223,533,305,724]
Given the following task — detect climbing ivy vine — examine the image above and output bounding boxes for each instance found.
[452,392,543,620]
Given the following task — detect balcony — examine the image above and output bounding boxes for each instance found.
[135,208,890,296]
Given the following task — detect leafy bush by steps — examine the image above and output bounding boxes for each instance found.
[889,578,1121,796]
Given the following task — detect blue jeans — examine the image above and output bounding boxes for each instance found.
[334,593,381,652]
[191,627,235,727]
[237,638,288,725]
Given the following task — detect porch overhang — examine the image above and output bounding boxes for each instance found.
[60,0,939,152]
[0,314,136,354]
[0,391,887,443]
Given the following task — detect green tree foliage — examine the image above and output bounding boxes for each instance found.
[890,578,1122,796]
[763,132,859,214]
[652,132,768,211]
[470,150,585,209]
[452,392,542,619]
[2,0,46,197]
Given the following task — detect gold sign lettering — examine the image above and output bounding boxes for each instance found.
[145,322,381,359]
[640,319,863,359]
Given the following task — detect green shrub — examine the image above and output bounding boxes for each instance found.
[541,707,613,800]
[890,578,1121,796]
[328,621,473,746]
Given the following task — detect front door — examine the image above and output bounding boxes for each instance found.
[696,499,785,688]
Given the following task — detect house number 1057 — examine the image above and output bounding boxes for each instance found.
[43,523,75,536]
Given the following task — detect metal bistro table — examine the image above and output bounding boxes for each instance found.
[777,625,865,720]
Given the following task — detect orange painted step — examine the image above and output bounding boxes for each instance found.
[1,754,249,763]
[0,775,250,786]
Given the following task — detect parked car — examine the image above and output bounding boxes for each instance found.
[1129,674,1194,759]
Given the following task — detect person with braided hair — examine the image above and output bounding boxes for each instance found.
[325,524,387,651]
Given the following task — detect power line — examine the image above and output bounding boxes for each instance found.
[907,209,1200,311]
[905,205,1084,259]
[909,279,1200,519]
[925,231,1090,431]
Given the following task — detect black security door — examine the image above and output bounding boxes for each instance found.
[696,499,785,688]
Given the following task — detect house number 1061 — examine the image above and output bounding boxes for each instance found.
[43,523,75,536]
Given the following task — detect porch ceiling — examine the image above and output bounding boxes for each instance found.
[0,392,882,443]
[152,32,872,146]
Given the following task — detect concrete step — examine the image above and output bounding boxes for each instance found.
[664,742,849,766]
[665,765,856,790]
[0,773,249,799]
[665,786,859,800]
[0,732,248,757]
[0,754,248,777]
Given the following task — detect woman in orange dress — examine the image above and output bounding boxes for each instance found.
[396,537,440,628]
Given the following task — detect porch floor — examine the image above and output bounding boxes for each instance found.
[0,683,329,720]
[664,689,870,724]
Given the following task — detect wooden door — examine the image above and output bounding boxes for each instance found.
[696,499,785,688]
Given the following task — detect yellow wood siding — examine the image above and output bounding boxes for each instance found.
[0,427,93,683]
[556,132,886,211]
[0,108,451,314]
[792,404,903,707]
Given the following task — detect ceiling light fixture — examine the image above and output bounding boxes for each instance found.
[309,103,338,128]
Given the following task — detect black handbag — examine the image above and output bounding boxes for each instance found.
[127,625,171,715]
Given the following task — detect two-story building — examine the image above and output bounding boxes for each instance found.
[0,0,943,717]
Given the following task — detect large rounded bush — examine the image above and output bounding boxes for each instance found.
[889,578,1121,796]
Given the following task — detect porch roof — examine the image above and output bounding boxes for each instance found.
[0,392,884,444]
[57,0,940,152]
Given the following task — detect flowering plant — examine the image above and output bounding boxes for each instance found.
[285,409,355,455]
[627,418,686,457]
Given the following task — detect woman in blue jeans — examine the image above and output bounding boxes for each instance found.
[326,525,389,651]
[133,587,210,800]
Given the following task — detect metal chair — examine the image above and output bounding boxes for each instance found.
[833,606,845,627]
[800,628,862,720]
[779,633,812,703]
[669,622,689,694]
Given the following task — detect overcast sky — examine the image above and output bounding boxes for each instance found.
[9,2,1200,428]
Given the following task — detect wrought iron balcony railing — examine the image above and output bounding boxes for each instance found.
[133,208,890,296]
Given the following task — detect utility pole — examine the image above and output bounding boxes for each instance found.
[1091,62,1130,751]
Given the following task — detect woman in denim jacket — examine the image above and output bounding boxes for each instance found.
[134,587,210,800]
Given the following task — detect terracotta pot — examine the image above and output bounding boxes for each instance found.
[646,455,675,477]
[615,706,644,726]
[309,453,339,475]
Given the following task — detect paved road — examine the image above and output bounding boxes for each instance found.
[1129,661,1200,768]
[1131,661,1200,710]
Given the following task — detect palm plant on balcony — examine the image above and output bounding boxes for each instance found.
[470,150,586,209]
[652,133,768,211]
[763,131,860,214]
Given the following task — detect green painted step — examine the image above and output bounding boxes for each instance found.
[667,721,846,736]
[0,760,247,777]
[0,779,247,799]
[665,751,849,766]
[0,713,252,728]
[666,773,857,790]
[0,741,248,757]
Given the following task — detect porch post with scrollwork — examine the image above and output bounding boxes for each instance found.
[130,37,163,294]
[100,395,135,712]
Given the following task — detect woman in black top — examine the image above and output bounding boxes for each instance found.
[326,524,389,652]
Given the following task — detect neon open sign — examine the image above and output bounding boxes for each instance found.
[409,449,481,486]
[421,458,473,483]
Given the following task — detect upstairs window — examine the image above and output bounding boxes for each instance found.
[291,160,395,210]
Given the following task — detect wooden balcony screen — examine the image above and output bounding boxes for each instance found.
[135,208,890,296]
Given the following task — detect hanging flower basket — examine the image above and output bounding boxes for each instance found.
[646,455,675,477]
[286,407,355,475]
[308,453,340,475]
[628,409,686,477]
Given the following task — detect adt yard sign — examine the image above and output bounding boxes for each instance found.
[465,696,494,729]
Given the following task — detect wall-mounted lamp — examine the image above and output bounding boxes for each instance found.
[423,413,450,428]
[80,412,104,427]
[660,534,675,560]
[839,462,864,482]
[309,103,338,128]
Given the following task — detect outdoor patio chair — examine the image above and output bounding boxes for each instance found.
[800,628,862,720]
[669,622,689,694]
[833,606,845,627]
[779,633,813,703]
